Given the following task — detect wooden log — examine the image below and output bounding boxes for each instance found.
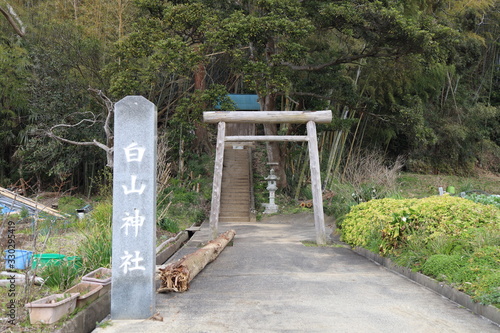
[157,229,236,293]
[203,111,332,124]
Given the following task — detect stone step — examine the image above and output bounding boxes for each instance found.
[218,146,252,222]
[221,193,250,197]
[220,202,250,208]
[219,217,250,222]
[222,177,249,181]
[220,202,250,209]
[221,197,250,202]
[221,197,250,201]
[221,189,250,193]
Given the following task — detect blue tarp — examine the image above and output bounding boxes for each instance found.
[1,205,15,214]
[0,196,33,215]
[0,206,12,214]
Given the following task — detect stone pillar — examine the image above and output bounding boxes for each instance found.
[111,96,157,319]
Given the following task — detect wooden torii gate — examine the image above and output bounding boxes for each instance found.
[203,110,332,245]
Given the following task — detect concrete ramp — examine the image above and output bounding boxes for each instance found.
[95,214,499,332]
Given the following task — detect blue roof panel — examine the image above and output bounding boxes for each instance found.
[228,94,260,110]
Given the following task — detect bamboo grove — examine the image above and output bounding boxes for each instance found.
[0,0,499,195]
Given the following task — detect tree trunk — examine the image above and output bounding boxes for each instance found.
[262,94,287,188]
[157,229,236,292]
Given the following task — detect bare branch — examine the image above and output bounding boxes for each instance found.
[44,89,116,167]
[282,48,401,71]
[49,112,98,132]
[45,131,100,150]
[88,87,114,148]
[46,129,114,167]
[0,5,25,37]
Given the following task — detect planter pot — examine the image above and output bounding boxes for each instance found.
[82,268,111,296]
[65,282,103,309]
[25,293,79,324]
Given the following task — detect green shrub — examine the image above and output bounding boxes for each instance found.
[341,195,499,253]
[40,260,82,291]
[421,254,469,281]
[323,194,357,225]
[341,195,500,306]
[340,197,416,248]
[77,201,112,273]
[158,217,180,233]
[421,247,500,305]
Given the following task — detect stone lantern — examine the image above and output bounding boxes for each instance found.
[263,168,279,214]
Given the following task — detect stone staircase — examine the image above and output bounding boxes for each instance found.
[219,145,252,222]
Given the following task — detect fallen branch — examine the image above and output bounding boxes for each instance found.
[157,229,236,293]
[0,272,44,286]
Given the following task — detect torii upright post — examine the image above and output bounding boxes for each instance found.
[204,110,332,245]
[306,120,327,245]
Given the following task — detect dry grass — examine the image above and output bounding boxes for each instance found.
[341,150,404,191]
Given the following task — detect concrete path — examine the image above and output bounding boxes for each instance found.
[94,214,499,332]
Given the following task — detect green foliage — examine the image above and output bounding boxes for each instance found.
[77,201,112,273]
[341,195,500,306]
[463,193,500,209]
[379,210,419,255]
[58,196,86,215]
[421,247,500,305]
[341,197,414,248]
[157,180,208,231]
[90,167,114,199]
[39,260,82,291]
[421,254,470,282]
[323,182,375,226]
[157,217,180,234]
[19,207,29,219]
[167,181,199,205]
[323,194,356,224]
[13,20,108,193]
[2,0,500,196]
[0,38,30,182]
[167,85,233,165]
[342,195,499,252]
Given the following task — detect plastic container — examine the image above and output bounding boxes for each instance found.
[25,293,79,324]
[31,253,66,269]
[446,186,456,194]
[4,249,33,270]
